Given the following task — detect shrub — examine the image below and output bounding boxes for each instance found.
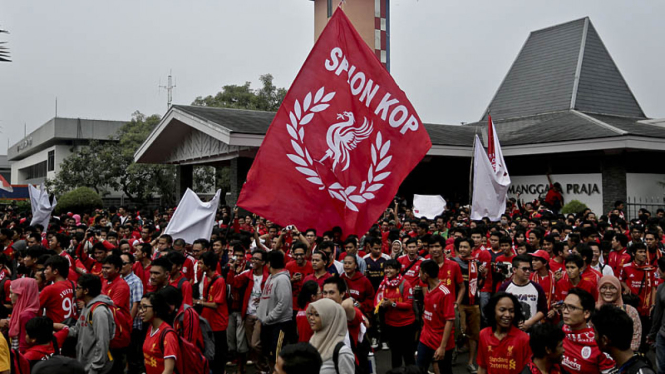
[54,187,103,215]
[561,199,588,215]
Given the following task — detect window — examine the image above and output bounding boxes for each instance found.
[48,150,55,171]
[24,161,47,180]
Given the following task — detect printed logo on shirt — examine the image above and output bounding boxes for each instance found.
[562,356,581,371]
[581,346,591,359]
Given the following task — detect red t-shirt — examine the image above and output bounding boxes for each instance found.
[143,322,181,374]
[619,262,656,316]
[477,326,531,374]
[608,248,631,278]
[285,261,314,310]
[302,272,332,290]
[169,273,193,309]
[39,280,77,323]
[341,272,375,316]
[495,254,515,265]
[202,276,229,331]
[473,247,493,293]
[580,267,600,291]
[102,275,130,313]
[181,255,196,281]
[397,255,422,287]
[437,259,464,300]
[419,283,455,351]
[549,258,565,274]
[555,278,598,302]
[561,324,614,373]
[133,262,155,293]
[530,270,557,309]
[347,306,364,345]
[296,304,314,343]
[23,328,69,364]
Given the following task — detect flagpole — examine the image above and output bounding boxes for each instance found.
[468,126,478,208]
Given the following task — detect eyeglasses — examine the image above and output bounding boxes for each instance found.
[561,303,583,312]
[138,304,153,311]
[599,285,618,292]
[251,257,263,261]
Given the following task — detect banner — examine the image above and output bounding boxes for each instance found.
[164,189,221,244]
[412,194,446,220]
[237,8,431,236]
[28,184,57,230]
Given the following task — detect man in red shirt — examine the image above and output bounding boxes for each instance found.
[429,235,464,301]
[195,251,229,374]
[530,250,557,312]
[560,288,615,373]
[471,228,492,315]
[398,238,423,287]
[101,255,130,313]
[555,254,598,302]
[302,251,331,289]
[172,238,196,281]
[40,255,77,322]
[578,244,601,290]
[285,243,313,311]
[133,243,154,293]
[416,259,455,374]
[620,242,656,351]
[609,233,631,278]
[165,251,193,308]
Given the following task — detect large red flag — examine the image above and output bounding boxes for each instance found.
[237,8,431,236]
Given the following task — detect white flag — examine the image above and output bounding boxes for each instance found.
[471,133,510,221]
[413,194,446,220]
[28,184,57,230]
[164,188,221,244]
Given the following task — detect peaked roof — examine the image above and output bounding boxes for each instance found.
[483,17,645,121]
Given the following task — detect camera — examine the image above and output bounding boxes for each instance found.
[495,262,512,277]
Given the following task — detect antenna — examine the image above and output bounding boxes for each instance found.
[159,70,176,109]
[55,97,58,117]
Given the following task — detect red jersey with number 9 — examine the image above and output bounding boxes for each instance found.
[39,280,76,323]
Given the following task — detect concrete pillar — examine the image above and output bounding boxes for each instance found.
[227,157,253,207]
[175,164,193,202]
[601,155,626,214]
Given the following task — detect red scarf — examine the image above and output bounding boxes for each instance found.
[464,257,478,305]
[375,274,404,306]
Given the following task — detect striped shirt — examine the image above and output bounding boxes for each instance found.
[122,271,143,329]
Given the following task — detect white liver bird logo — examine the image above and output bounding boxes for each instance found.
[318,111,373,172]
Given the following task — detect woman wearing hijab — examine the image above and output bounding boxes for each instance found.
[596,275,641,351]
[1,278,40,352]
[391,240,403,259]
[307,298,355,374]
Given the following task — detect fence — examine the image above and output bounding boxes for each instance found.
[101,196,163,212]
[625,196,665,221]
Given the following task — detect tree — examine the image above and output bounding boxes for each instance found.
[192,74,286,111]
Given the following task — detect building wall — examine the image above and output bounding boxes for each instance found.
[313,0,388,65]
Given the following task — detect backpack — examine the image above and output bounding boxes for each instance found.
[174,304,216,363]
[159,326,209,374]
[88,301,132,349]
[10,348,30,374]
[398,279,420,319]
[333,341,361,374]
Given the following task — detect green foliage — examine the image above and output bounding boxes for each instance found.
[561,199,588,215]
[55,187,103,215]
[191,74,286,112]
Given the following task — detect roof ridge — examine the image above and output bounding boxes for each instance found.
[529,17,588,35]
[570,18,589,109]
[174,104,276,114]
[571,110,627,135]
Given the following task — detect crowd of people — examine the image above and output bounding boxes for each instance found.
[0,198,663,374]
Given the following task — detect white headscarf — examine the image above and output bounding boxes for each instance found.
[308,298,348,361]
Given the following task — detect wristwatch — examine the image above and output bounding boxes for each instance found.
[391,302,397,308]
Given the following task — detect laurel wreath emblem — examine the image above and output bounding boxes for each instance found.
[286,87,392,212]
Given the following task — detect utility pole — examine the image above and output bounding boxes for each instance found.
[159,70,176,109]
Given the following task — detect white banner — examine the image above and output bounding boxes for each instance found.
[412,194,446,219]
[29,184,57,230]
[164,188,221,244]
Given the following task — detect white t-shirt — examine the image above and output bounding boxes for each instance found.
[591,263,614,277]
[247,274,263,316]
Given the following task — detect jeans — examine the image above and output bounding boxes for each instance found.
[385,323,416,368]
[127,328,146,374]
[479,292,491,322]
[212,330,228,374]
[657,333,665,374]
[416,342,453,374]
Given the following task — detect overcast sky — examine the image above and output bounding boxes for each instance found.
[1,0,663,154]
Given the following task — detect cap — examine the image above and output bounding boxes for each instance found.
[530,249,550,263]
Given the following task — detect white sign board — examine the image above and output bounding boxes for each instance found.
[507,174,603,215]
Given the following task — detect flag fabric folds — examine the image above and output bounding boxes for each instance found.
[28,184,57,230]
[0,175,12,193]
[412,194,446,220]
[471,116,511,221]
[237,8,431,236]
[164,189,221,244]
